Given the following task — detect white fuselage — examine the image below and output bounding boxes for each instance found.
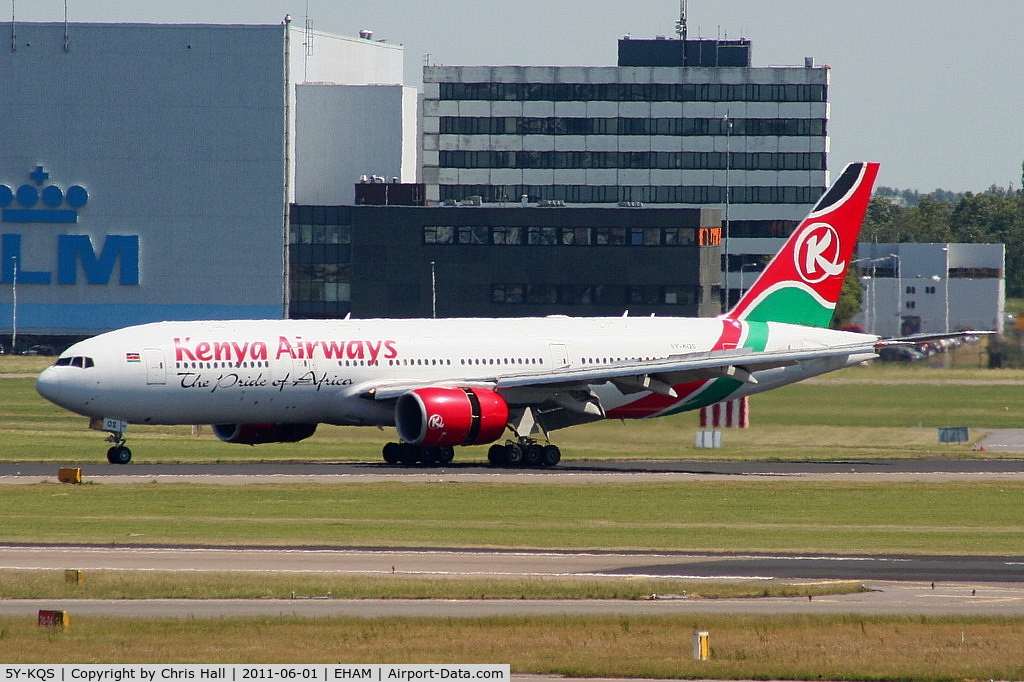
[36,316,877,428]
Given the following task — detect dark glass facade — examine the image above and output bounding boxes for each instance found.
[289,205,722,320]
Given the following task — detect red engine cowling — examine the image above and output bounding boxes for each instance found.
[395,387,509,447]
[212,423,317,445]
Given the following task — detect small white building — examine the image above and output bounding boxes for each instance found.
[855,243,1004,336]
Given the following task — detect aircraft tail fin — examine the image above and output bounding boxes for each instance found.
[727,161,880,327]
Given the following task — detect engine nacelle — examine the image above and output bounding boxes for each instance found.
[395,387,509,447]
[211,423,317,445]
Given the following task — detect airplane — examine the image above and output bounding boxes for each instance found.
[39,161,889,467]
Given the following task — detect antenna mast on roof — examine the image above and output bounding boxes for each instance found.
[302,0,314,82]
[675,0,687,41]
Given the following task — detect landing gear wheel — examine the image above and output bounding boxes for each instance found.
[541,445,561,467]
[524,444,543,467]
[418,447,438,467]
[106,445,132,464]
[382,442,403,465]
[505,442,525,467]
[487,444,508,466]
[398,446,419,466]
[436,446,455,465]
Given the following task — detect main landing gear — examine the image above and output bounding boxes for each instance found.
[381,442,455,467]
[487,437,561,468]
[380,407,562,469]
[379,437,561,468]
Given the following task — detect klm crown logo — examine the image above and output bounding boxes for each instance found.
[0,166,88,223]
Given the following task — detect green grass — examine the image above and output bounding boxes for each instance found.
[2,614,1024,681]
[0,570,865,601]
[0,355,52,374]
[3,481,1023,555]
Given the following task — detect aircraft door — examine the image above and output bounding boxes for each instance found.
[143,348,166,385]
[549,343,570,369]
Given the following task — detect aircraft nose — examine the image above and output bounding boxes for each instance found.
[35,367,62,404]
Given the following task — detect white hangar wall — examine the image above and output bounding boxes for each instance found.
[0,23,288,334]
[0,22,409,335]
[294,83,418,205]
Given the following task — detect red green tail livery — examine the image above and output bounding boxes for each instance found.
[39,163,889,467]
[729,162,880,327]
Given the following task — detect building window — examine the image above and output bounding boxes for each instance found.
[561,227,591,245]
[458,226,489,245]
[439,184,822,206]
[594,227,627,245]
[424,226,455,244]
[492,226,524,245]
[441,116,824,137]
[439,150,824,172]
[439,81,826,103]
[663,228,695,245]
[492,283,699,306]
[290,223,351,245]
[949,267,1001,279]
[527,227,559,245]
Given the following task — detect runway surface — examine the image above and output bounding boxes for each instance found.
[3,544,1023,584]
[2,544,1023,617]
[4,456,1024,485]
[2,582,1023,618]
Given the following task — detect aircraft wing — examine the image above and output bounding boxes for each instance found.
[874,330,993,348]
[366,340,882,403]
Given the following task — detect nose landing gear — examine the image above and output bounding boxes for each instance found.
[91,417,132,464]
[106,441,132,464]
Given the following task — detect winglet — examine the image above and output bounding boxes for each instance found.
[727,162,880,327]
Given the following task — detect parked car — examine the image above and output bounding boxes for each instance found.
[22,344,57,356]
[878,346,926,362]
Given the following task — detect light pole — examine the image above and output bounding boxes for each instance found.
[940,246,949,333]
[931,274,949,333]
[739,262,759,300]
[9,255,16,354]
[861,275,874,333]
[890,253,901,336]
[852,255,895,334]
[721,113,732,311]
[430,260,437,319]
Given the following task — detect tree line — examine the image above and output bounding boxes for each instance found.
[861,181,1024,298]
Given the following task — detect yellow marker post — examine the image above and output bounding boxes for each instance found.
[57,467,82,484]
[692,630,709,660]
[38,610,69,629]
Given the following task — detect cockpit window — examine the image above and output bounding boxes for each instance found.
[55,356,94,368]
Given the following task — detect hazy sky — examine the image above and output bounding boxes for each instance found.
[13,0,1024,193]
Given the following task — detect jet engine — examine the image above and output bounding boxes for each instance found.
[212,423,317,445]
[395,387,509,447]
